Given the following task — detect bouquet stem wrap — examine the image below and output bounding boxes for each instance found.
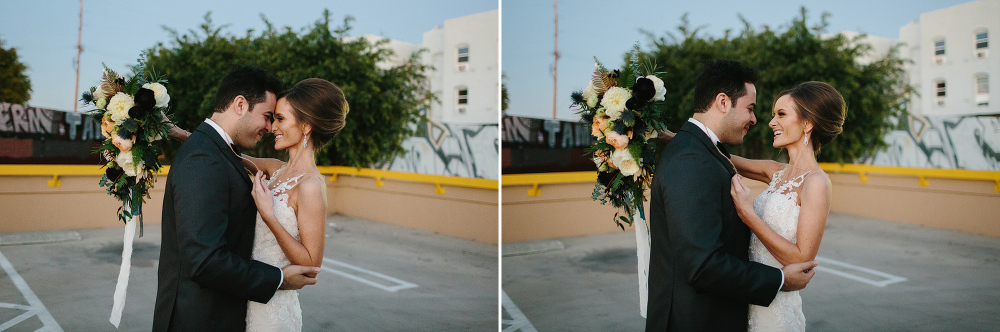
[109,200,137,328]
[634,209,650,318]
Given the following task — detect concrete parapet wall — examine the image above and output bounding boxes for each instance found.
[0,172,498,244]
[826,171,1000,237]
[502,173,999,243]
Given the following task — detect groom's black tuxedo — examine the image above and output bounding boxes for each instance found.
[645,121,782,331]
[154,122,280,332]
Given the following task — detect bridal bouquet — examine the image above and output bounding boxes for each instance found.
[83,58,171,234]
[81,55,171,328]
[572,47,668,229]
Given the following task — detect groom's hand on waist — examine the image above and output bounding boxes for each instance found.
[279,265,321,290]
[780,260,819,292]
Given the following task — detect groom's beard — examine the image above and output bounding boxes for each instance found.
[720,112,750,145]
[232,114,266,149]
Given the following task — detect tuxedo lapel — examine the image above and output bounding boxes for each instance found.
[194,122,252,187]
[678,121,737,177]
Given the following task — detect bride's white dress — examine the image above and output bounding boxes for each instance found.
[246,167,306,332]
[748,167,810,332]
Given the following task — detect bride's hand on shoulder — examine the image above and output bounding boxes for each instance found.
[657,129,676,142]
[251,171,275,220]
[162,110,191,142]
[729,174,754,221]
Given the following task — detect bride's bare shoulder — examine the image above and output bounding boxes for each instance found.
[801,170,832,199]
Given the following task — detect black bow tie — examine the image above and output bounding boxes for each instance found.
[716,142,731,159]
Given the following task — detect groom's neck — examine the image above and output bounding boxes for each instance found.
[691,112,723,139]
[209,112,238,140]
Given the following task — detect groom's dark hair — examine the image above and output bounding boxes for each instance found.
[213,65,283,113]
[692,59,759,113]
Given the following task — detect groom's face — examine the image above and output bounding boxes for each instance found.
[232,92,277,149]
[720,83,758,145]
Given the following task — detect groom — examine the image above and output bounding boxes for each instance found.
[154,66,320,331]
[645,60,818,331]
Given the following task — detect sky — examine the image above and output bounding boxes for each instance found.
[0,0,497,112]
[503,0,975,120]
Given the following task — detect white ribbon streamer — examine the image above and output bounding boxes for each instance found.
[634,211,650,318]
[109,215,136,328]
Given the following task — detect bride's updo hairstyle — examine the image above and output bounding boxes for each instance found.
[279,78,350,148]
[774,81,846,153]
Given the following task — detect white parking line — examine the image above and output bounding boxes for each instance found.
[501,290,537,332]
[320,258,419,292]
[0,249,63,331]
[815,256,908,287]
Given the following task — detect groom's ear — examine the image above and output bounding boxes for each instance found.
[715,93,730,113]
[231,95,249,117]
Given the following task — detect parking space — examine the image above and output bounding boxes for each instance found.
[502,212,1000,331]
[0,215,497,331]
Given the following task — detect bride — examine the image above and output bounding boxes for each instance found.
[169,78,349,331]
[729,81,846,331]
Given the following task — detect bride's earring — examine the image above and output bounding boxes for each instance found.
[803,132,810,146]
[302,135,309,149]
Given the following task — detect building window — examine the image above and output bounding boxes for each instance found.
[934,39,945,55]
[457,46,469,63]
[457,88,468,113]
[935,80,946,106]
[975,73,989,106]
[975,29,988,58]
[934,38,946,64]
[456,45,469,72]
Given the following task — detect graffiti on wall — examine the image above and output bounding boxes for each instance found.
[0,103,103,140]
[501,116,594,148]
[865,114,1000,171]
[381,121,499,180]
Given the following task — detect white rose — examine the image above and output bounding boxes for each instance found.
[646,75,666,102]
[93,88,107,102]
[601,87,630,120]
[582,81,599,108]
[115,150,145,177]
[96,98,107,110]
[107,92,134,124]
[143,82,170,108]
[611,149,640,176]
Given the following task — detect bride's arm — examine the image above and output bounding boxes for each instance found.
[240,155,285,178]
[163,114,285,177]
[656,128,781,183]
[251,172,326,267]
[730,173,831,266]
[731,155,783,184]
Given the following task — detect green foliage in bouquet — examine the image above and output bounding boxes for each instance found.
[81,54,172,233]
[573,45,671,229]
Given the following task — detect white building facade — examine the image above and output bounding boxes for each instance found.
[373,10,499,179]
[865,0,1000,170]
[900,0,999,117]
[421,10,499,125]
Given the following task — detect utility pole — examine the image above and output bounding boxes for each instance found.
[552,0,559,120]
[72,0,83,113]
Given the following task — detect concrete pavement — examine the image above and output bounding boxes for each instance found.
[0,214,498,331]
[502,212,1000,331]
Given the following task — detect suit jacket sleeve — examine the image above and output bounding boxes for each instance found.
[171,150,280,303]
[663,151,781,306]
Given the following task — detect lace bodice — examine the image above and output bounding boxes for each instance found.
[748,166,809,332]
[247,165,305,332]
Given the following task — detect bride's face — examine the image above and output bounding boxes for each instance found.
[271,98,306,151]
[769,95,810,148]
